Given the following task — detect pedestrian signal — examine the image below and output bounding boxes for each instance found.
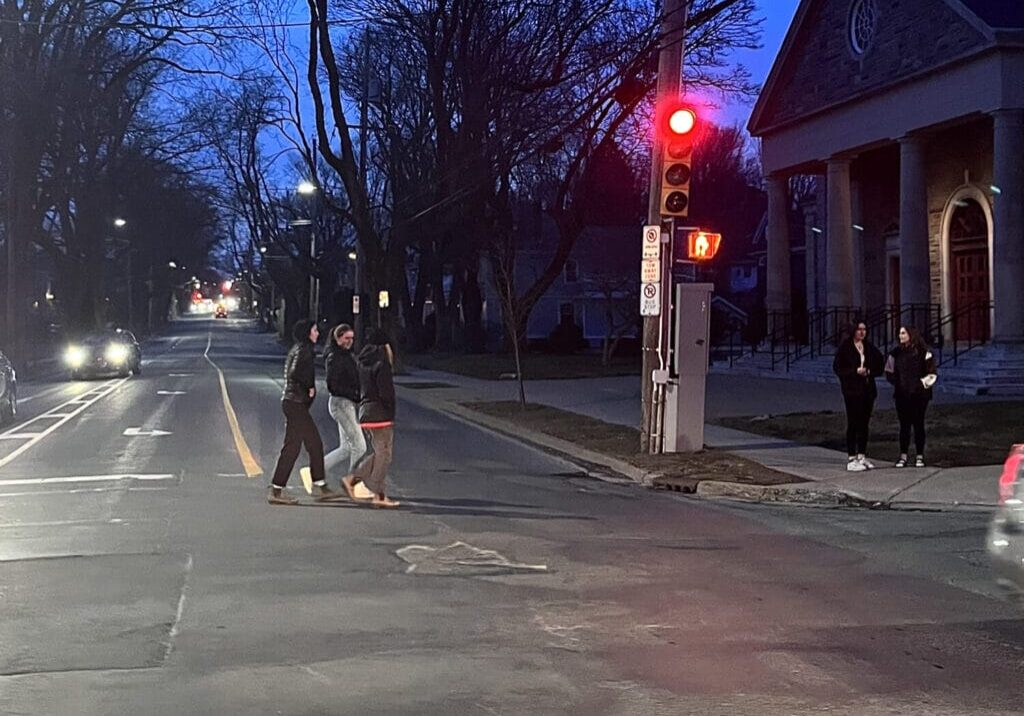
[686,231,721,260]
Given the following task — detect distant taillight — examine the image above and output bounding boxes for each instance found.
[998,445,1024,505]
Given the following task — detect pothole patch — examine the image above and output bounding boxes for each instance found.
[396,541,548,576]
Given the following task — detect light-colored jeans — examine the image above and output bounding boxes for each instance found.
[323,396,367,476]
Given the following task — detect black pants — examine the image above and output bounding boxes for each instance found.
[271,399,325,488]
[843,394,874,456]
[895,395,928,456]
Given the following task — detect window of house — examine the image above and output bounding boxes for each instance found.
[559,302,575,323]
[564,259,579,283]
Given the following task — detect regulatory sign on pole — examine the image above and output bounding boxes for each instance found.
[640,258,661,284]
[352,294,360,314]
[642,224,661,259]
[640,282,661,316]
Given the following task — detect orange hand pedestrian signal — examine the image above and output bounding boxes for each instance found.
[686,231,721,260]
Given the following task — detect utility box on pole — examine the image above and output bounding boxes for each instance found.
[663,282,713,453]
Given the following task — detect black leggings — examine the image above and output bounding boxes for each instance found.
[895,395,929,456]
[271,399,325,488]
[843,394,874,456]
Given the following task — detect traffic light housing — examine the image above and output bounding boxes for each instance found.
[658,104,696,218]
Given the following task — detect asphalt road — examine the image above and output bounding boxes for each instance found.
[1,317,1022,716]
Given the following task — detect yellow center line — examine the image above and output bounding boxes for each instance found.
[204,333,263,478]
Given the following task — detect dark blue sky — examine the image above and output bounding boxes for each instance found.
[719,0,801,129]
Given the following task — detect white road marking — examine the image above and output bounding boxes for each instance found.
[0,433,44,440]
[123,427,172,437]
[156,390,187,396]
[168,373,194,377]
[0,473,175,487]
[162,553,194,661]
[0,487,170,498]
[0,378,127,470]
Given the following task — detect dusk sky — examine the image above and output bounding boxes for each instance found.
[718,0,802,129]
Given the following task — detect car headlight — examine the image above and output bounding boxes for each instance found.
[65,345,87,368]
[105,343,130,363]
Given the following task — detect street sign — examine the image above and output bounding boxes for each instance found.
[640,282,661,316]
[352,294,360,314]
[640,258,661,284]
[642,224,661,259]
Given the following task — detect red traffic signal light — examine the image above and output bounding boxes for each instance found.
[686,231,721,261]
[658,104,697,218]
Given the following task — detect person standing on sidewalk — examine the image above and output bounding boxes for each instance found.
[323,324,367,488]
[268,320,343,505]
[885,326,938,468]
[344,328,400,509]
[833,320,885,471]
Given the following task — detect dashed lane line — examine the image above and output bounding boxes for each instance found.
[203,334,263,478]
[0,378,128,470]
[0,473,175,487]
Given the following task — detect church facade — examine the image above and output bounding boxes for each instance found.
[747,0,1024,391]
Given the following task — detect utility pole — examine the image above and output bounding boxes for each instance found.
[640,0,689,454]
[354,27,372,341]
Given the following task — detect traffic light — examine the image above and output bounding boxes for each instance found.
[686,230,722,260]
[658,104,697,218]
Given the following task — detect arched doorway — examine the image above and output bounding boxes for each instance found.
[946,196,991,341]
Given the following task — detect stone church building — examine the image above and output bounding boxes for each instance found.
[747,0,1024,392]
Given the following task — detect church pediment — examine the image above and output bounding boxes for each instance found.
[749,0,991,135]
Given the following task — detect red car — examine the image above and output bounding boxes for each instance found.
[989,444,1024,602]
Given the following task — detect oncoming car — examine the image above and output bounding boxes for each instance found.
[64,330,142,379]
[0,349,16,424]
[988,444,1024,603]
[215,303,228,319]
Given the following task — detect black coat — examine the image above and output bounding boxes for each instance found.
[282,341,316,404]
[833,339,884,399]
[324,343,360,402]
[357,345,396,424]
[885,344,937,401]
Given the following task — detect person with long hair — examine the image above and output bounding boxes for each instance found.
[346,328,400,508]
[885,326,938,468]
[267,320,343,505]
[323,324,367,489]
[833,320,885,471]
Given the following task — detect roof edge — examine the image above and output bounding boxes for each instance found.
[747,0,816,136]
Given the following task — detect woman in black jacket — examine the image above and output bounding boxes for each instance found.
[885,326,937,468]
[833,321,885,471]
[268,320,342,505]
[346,328,400,508]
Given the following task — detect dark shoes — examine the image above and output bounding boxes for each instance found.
[312,484,345,502]
[267,487,299,505]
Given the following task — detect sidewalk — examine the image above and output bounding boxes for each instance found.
[396,368,1005,511]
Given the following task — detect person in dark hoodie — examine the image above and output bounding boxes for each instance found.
[345,328,399,508]
[323,324,367,488]
[885,325,937,468]
[267,319,343,505]
[833,320,885,471]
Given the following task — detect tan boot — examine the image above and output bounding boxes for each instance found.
[312,483,344,502]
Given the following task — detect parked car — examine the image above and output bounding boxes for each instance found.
[0,349,16,424]
[64,329,142,379]
[988,444,1024,603]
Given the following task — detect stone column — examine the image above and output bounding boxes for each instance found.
[766,174,792,318]
[992,109,1024,343]
[826,159,856,307]
[851,178,865,308]
[898,136,931,307]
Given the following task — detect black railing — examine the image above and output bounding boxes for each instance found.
[934,300,993,366]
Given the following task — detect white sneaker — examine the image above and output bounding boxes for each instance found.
[846,459,867,472]
[859,456,875,469]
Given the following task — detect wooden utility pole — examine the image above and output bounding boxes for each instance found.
[640,0,689,453]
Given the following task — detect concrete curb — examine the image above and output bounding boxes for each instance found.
[440,402,652,486]
[695,480,881,508]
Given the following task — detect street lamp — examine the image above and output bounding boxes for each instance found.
[296,180,317,195]
[113,217,127,228]
[295,181,318,320]
[113,218,133,327]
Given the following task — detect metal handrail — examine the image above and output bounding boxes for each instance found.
[934,300,993,366]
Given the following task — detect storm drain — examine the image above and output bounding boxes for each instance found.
[396,541,548,576]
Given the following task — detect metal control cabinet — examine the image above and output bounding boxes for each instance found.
[664,283,713,452]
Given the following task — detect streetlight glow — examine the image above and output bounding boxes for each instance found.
[113,217,127,228]
[297,180,317,195]
[348,251,358,261]
[168,261,177,269]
